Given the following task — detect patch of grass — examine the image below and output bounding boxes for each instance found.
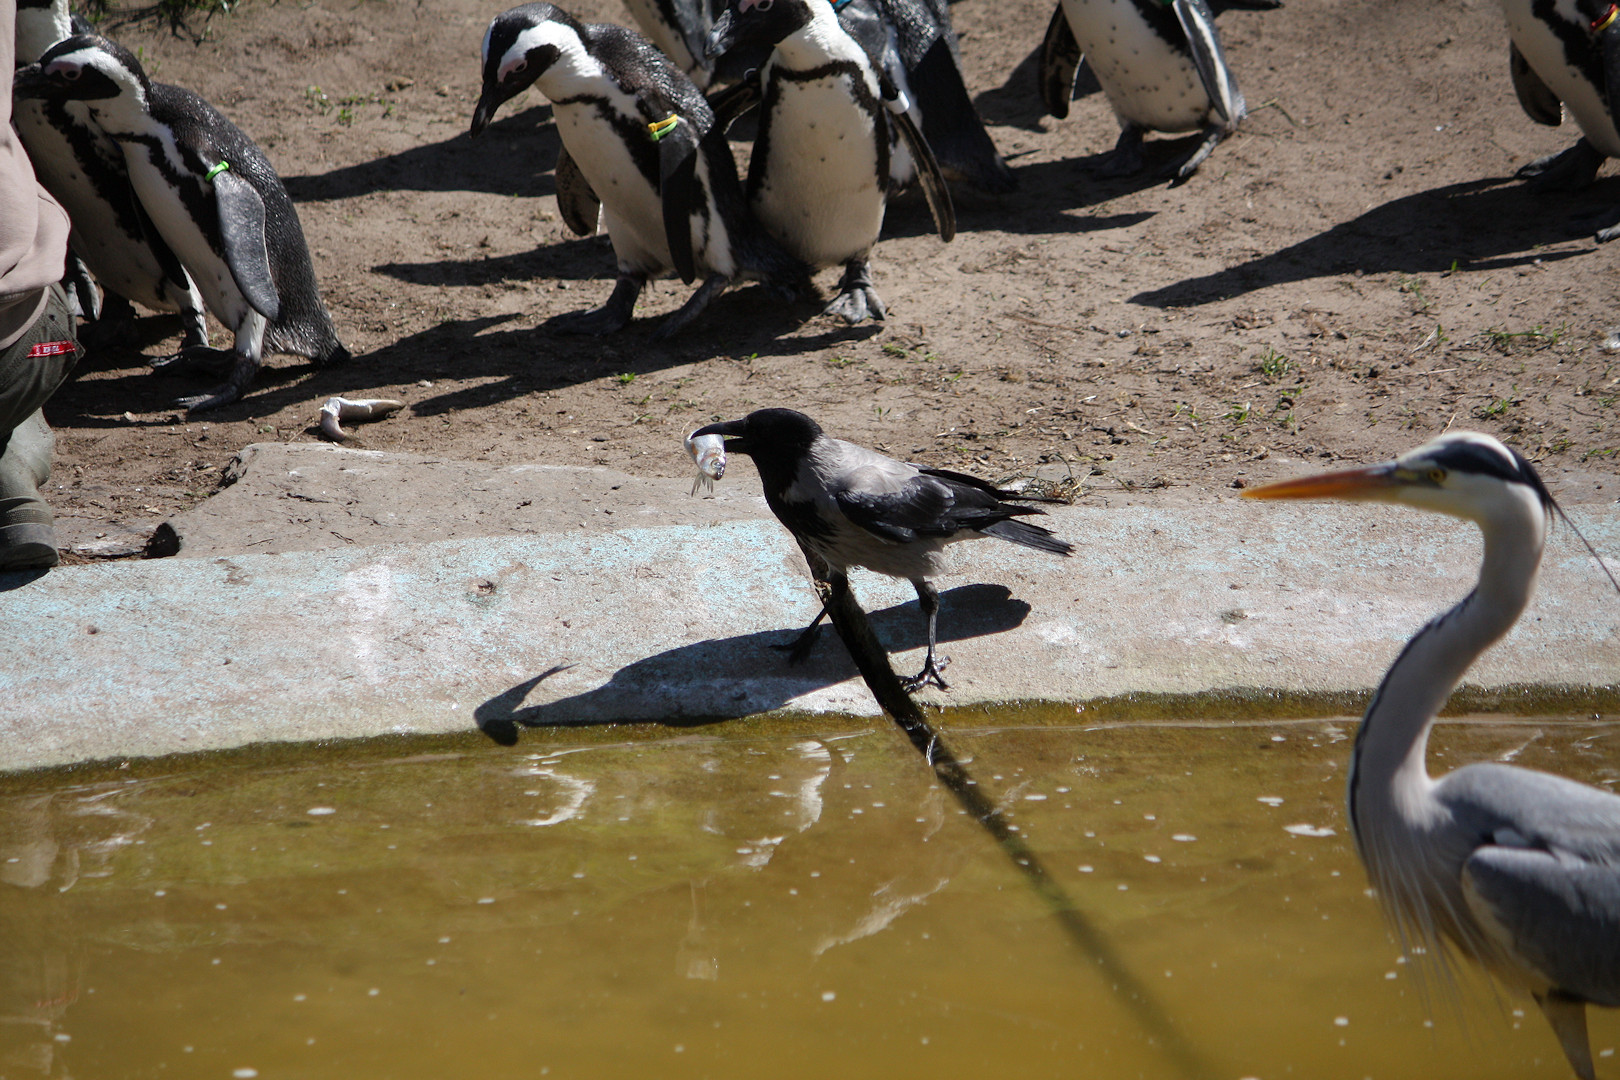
[881,343,908,358]
[614,372,637,386]
[1397,275,1432,313]
[1255,347,1291,380]
[1226,401,1252,425]
[1484,324,1566,352]
[1476,386,1520,419]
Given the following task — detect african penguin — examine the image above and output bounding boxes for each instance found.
[13,1,208,349]
[16,35,350,413]
[472,3,809,339]
[620,0,725,87]
[705,0,954,324]
[1039,0,1246,181]
[1500,0,1620,240]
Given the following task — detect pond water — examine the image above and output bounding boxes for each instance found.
[1,715,1616,1080]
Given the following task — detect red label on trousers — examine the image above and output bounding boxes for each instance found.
[26,341,75,358]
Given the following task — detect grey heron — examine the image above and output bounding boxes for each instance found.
[689,408,1073,690]
[1245,430,1620,1079]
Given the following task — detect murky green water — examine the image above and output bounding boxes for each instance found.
[2,716,1617,1080]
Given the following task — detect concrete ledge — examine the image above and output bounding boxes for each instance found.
[4,446,1619,774]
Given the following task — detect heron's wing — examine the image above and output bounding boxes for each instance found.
[1171,0,1244,127]
[554,145,602,237]
[1038,3,1081,119]
[1461,844,1620,1005]
[1510,42,1563,126]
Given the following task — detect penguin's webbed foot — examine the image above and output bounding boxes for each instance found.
[1518,139,1605,193]
[1165,125,1226,185]
[1093,126,1146,178]
[825,260,886,324]
[175,353,261,414]
[899,653,951,693]
[153,344,237,379]
[653,274,729,341]
[546,273,643,337]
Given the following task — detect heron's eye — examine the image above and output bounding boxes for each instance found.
[1427,467,1446,484]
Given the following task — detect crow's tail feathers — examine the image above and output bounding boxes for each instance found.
[981,517,1074,556]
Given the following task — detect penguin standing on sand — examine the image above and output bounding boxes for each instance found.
[705,0,955,324]
[16,36,349,413]
[472,3,809,339]
[13,0,208,349]
[1500,0,1620,240]
[1038,0,1247,181]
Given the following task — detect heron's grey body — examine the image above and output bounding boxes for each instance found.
[1249,430,1620,1080]
[691,408,1071,689]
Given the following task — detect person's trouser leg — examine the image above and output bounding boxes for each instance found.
[0,284,80,571]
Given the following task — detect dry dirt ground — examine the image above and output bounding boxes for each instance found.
[41,0,1620,559]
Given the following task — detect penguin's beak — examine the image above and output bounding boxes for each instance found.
[469,86,503,138]
[691,418,750,453]
[13,63,50,101]
[705,9,740,62]
[1241,462,1402,502]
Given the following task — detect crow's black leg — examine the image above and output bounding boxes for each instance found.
[900,579,950,692]
[772,599,828,664]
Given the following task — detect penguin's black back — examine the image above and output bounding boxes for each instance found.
[145,82,346,363]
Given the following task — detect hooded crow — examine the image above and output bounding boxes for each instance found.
[690,408,1073,690]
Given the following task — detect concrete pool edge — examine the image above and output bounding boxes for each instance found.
[5,450,1620,775]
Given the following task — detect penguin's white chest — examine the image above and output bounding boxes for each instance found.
[752,67,887,270]
[118,130,251,330]
[1059,0,1210,133]
[1501,0,1620,155]
[554,102,672,276]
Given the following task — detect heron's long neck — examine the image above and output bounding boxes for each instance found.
[1348,510,1543,841]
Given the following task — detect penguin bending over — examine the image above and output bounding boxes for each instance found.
[13,0,208,351]
[1500,0,1620,240]
[706,0,954,324]
[1038,0,1247,181]
[16,36,349,413]
[472,3,810,339]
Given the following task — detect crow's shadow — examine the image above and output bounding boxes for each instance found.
[282,105,559,203]
[475,583,1031,745]
[1132,176,1609,308]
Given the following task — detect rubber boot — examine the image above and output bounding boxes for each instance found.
[0,409,57,570]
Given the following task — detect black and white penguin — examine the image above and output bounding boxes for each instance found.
[471,3,809,338]
[13,0,208,348]
[16,35,350,413]
[1500,0,1620,239]
[1038,0,1246,181]
[620,0,725,87]
[705,0,954,324]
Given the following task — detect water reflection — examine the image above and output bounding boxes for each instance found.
[0,718,1613,1078]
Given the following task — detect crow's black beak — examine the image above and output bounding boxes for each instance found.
[692,418,748,452]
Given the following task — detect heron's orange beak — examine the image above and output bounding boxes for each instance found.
[1242,462,1400,501]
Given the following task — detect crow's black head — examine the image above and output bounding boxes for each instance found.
[692,408,822,458]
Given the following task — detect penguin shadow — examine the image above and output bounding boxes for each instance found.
[374,234,616,286]
[1132,175,1607,308]
[473,582,1031,746]
[282,104,560,203]
[973,41,1103,133]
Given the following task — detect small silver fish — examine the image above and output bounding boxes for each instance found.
[685,431,726,496]
[319,396,406,442]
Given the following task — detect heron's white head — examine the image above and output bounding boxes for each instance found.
[1243,431,1553,534]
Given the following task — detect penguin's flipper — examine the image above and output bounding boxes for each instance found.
[63,251,100,322]
[1594,7,1620,143]
[889,105,955,242]
[1038,3,1081,120]
[707,75,761,133]
[1509,42,1564,126]
[1171,0,1245,128]
[913,37,1016,194]
[654,115,703,285]
[555,145,602,237]
[212,167,282,324]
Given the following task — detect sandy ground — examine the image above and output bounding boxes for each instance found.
[38,0,1620,560]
